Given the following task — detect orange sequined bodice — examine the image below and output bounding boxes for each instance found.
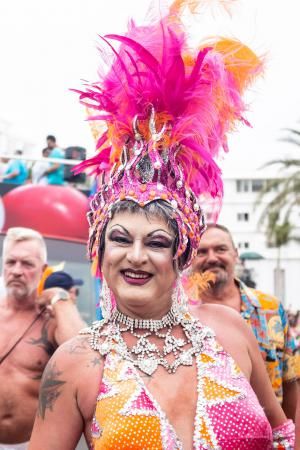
[84,319,273,449]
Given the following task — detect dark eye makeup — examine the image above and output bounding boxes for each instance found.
[108,231,131,244]
[146,237,173,248]
[108,230,173,249]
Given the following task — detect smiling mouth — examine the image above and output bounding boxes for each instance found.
[204,266,224,272]
[121,270,153,285]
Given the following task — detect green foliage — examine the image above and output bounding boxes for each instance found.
[256,128,300,251]
[267,217,292,248]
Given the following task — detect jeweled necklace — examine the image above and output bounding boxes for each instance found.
[86,306,212,376]
[112,305,180,331]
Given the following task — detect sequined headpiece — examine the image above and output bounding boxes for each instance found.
[74,1,262,272]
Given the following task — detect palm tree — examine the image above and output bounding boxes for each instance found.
[257,127,300,225]
[256,128,300,299]
[257,163,300,225]
[264,214,300,300]
[265,212,294,265]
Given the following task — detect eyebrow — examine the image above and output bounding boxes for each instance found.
[147,229,174,238]
[5,256,36,262]
[109,224,130,235]
[109,224,173,238]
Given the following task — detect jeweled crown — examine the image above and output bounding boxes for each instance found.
[87,107,206,268]
[74,1,263,272]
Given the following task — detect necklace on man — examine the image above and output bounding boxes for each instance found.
[85,306,213,376]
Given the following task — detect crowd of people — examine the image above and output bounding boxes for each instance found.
[1,1,299,449]
[0,136,86,187]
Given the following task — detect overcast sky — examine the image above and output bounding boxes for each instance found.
[0,0,300,175]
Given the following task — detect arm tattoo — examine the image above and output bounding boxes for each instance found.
[27,323,56,356]
[63,336,90,354]
[38,361,66,419]
[89,355,101,367]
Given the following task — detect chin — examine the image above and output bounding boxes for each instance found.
[119,286,153,303]
[214,275,228,287]
[9,288,28,300]
[112,283,153,309]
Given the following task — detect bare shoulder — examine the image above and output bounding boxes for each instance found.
[52,333,104,372]
[190,303,259,354]
[39,332,104,422]
[190,303,246,330]
[190,304,254,378]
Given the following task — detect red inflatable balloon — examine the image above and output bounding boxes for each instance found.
[3,185,89,242]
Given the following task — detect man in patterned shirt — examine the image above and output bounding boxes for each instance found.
[191,223,300,420]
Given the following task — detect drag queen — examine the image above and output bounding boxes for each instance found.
[29,1,295,448]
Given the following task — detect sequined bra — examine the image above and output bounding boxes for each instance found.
[82,317,280,450]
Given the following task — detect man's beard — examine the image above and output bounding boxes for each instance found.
[6,283,29,301]
[201,265,229,290]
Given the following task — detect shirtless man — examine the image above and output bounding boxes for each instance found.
[0,227,86,449]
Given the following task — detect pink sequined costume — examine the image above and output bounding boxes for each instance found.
[82,316,294,449]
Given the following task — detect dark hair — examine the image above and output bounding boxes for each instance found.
[98,199,190,271]
[46,135,56,143]
[205,223,236,248]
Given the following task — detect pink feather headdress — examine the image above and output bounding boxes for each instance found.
[74,0,263,272]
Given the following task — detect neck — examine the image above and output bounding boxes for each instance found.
[4,293,36,313]
[201,278,241,312]
[116,299,173,321]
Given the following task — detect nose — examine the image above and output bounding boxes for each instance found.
[11,261,23,276]
[126,240,147,266]
[206,249,218,264]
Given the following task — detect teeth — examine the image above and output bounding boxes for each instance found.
[124,271,149,279]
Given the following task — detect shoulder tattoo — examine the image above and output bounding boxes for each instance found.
[38,360,66,419]
[63,336,91,355]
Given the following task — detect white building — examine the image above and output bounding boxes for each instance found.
[215,173,300,309]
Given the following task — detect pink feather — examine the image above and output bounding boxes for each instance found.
[74,4,262,203]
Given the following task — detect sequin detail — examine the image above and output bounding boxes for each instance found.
[85,320,274,449]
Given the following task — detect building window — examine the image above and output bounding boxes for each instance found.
[238,242,250,249]
[237,212,249,222]
[251,179,264,192]
[236,180,250,192]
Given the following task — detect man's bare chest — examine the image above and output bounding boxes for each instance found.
[0,317,56,376]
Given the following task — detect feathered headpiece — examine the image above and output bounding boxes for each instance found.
[74,0,262,272]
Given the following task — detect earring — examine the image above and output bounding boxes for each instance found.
[171,277,188,316]
[100,278,116,319]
